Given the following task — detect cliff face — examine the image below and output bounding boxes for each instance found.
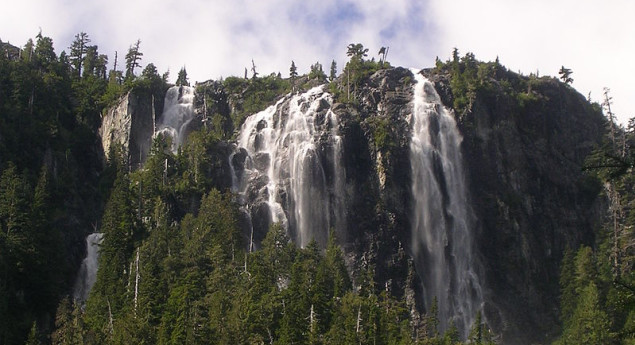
[102,67,607,344]
[358,68,605,343]
[100,88,157,168]
[456,76,606,342]
[324,67,605,343]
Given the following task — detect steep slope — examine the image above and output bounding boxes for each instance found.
[451,73,606,343]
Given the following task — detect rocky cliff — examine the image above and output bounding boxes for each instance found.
[348,67,605,344]
[103,65,607,344]
[227,66,606,344]
[435,71,605,343]
[100,88,159,168]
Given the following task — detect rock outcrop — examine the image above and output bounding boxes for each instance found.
[455,75,606,343]
[100,88,157,168]
[343,67,607,344]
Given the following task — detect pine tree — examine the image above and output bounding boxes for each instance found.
[558,66,573,84]
[34,34,56,69]
[22,38,35,62]
[290,60,298,79]
[559,283,611,344]
[125,39,143,80]
[325,230,351,298]
[309,61,326,80]
[69,32,90,78]
[176,67,189,86]
[84,163,138,334]
[82,45,98,78]
[329,60,337,81]
[559,248,577,327]
[443,320,460,345]
[25,322,41,345]
[52,297,85,345]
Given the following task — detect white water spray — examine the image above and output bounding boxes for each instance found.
[233,86,345,248]
[155,85,195,152]
[73,233,104,303]
[409,69,482,336]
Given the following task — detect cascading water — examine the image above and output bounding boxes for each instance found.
[155,85,195,152]
[232,86,345,248]
[409,69,482,336]
[73,233,104,303]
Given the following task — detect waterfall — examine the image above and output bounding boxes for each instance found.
[409,69,482,336]
[155,85,195,152]
[73,233,104,303]
[232,86,345,248]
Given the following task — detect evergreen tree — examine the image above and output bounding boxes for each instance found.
[25,322,41,345]
[82,45,98,78]
[289,60,297,79]
[22,39,35,62]
[176,67,189,86]
[125,39,143,80]
[84,162,138,336]
[346,43,368,61]
[558,248,577,327]
[329,59,337,81]
[558,66,573,84]
[34,34,56,69]
[443,320,460,345]
[325,231,351,298]
[69,32,90,78]
[309,61,327,80]
[51,297,85,345]
[558,283,611,344]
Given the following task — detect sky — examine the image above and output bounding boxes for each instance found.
[1,0,633,123]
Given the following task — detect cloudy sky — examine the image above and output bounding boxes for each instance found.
[1,0,633,123]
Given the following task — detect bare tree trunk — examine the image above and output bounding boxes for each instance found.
[107,299,114,335]
[134,249,140,314]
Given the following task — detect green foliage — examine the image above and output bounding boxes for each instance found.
[176,66,189,86]
[559,115,635,344]
[366,116,397,152]
[0,32,172,345]
[347,43,369,61]
[125,39,143,80]
[308,61,327,81]
[69,32,90,78]
[557,283,612,344]
[338,43,386,104]
[329,59,337,81]
[25,322,41,345]
[223,74,291,129]
[558,66,573,84]
[438,50,545,117]
[468,312,495,345]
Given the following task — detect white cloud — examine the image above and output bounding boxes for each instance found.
[426,0,635,123]
[1,0,632,122]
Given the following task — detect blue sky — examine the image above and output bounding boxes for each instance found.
[1,0,633,123]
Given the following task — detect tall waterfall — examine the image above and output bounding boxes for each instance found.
[155,85,195,152]
[232,86,345,248]
[409,70,482,335]
[73,233,104,303]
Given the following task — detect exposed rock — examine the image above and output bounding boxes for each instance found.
[331,67,605,344]
[457,76,605,344]
[100,88,156,169]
